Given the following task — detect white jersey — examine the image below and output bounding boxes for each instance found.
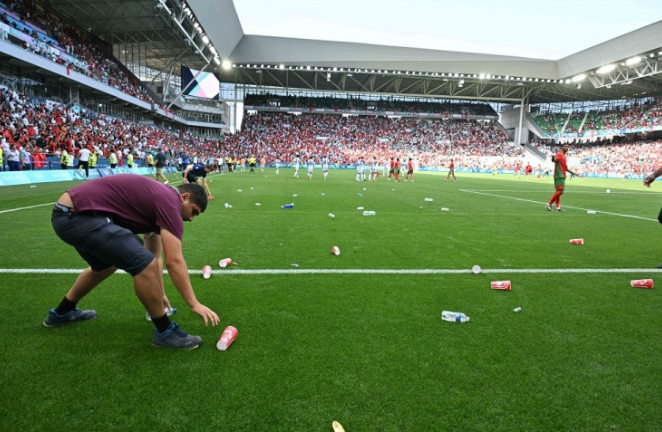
[294,157,300,170]
[371,160,378,173]
[356,159,365,174]
[322,157,330,171]
[307,158,315,173]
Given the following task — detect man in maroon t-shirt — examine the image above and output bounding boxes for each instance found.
[44,175,219,350]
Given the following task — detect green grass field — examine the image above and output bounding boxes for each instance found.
[1,169,661,432]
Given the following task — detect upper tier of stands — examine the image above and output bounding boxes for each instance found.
[532,99,662,136]
[0,0,157,105]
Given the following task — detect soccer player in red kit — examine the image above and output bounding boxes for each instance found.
[546,144,580,212]
[446,159,457,182]
[525,163,532,181]
[405,158,415,182]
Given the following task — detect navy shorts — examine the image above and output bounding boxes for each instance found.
[51,210,155,276]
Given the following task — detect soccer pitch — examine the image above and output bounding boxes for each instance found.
[1,169,660,432]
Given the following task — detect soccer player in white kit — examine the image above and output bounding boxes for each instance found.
[275,157,280,174]
[355,157,365,181]
[322,155,330,180]
[369,156,379,181]
[307,156,315,179]
[293,154,300,178]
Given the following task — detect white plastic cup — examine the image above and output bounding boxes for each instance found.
[472,265,481,274]
[441,207,450,212]
[425,198,433,202]
[202,265,212,279]
[219,258,232,268]
[587,210,596,215]
[255,203,262,206]
[328,213,335,218]
[332,246,340,256]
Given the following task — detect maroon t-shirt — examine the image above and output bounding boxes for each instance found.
[68,175,184,240]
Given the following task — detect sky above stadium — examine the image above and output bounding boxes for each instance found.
[233,0,662,60]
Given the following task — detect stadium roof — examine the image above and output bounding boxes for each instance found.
[39,0,662,104]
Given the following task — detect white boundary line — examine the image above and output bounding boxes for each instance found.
[459,189,658,222]
[0,203,54,214]
[464,189,661,195]
[0,268,659,275]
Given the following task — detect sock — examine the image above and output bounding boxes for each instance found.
[549,192,560,206]
[152,314,172,333]
[556,196,562,208]
[55,296,77,315]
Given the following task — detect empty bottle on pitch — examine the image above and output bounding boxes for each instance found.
[441,311,470,323]
[569,238,584,245]
[282,203,294,209]
[146,307,177,321]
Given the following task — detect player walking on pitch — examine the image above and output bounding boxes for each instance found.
[546,144,580,212]
[446,159,457,182]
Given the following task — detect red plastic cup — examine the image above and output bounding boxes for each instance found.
[491,280,512,291]
[216,326,238,351]
[202,265,212,279]
[219,258,232,268]
[630,279,653,289]
[332,246,340,256]
[569,238,584,245]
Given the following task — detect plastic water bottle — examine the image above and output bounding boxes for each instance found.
[146,307,177,321]
[362,210,376,216]
[282,203,294,209]
[441,310,470,323]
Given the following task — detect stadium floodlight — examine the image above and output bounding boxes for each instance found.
[280,64,285,69]
[625,56,642,66]
[571,74,585,82]
[222,60,231,70]
[596,64,616,74]
[479,73,485,79]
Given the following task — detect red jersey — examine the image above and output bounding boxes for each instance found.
[449,161,454,169]
[407,160,414,170]
[525,164,532,174]
[553,152,568,179]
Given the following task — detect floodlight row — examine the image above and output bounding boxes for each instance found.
[230,64,570,84]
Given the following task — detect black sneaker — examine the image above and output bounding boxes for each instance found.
[545,204,553,211]
[557,207,565,212]
[43,308,97,327]
[152,321,202,350]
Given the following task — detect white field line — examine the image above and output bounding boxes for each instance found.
[464,189,661,195]
[0,268,660,275]
[0,174,197,215]
[0,203,54,214]
[459,189,658,222]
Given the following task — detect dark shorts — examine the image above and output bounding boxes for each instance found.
[51,210,154,276]
[186,173,199,183]
[249,163,256,167]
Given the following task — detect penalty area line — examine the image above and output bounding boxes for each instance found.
[0,268,660,275]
